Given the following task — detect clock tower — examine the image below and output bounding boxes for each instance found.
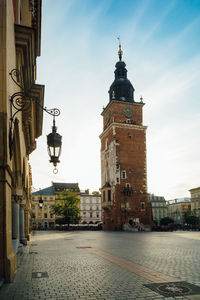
[100,43,153,230]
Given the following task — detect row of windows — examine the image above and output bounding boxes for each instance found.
[81,199,100,204]
[32,196,54,201]
[82,212,100,218]
[32,213,54,219]
[151,203,166,207]
[81,206,100,211]
[32,204,53,209]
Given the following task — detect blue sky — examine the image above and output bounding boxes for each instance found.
[30,0,200,199]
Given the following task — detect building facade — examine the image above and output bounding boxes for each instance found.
[0,0,43,282]
[149,194,167,225]
[80,191,102,224]
[167,198,191,224]
[32,186,55,229]
[100,45,153,230]
[189,187,200,217]
[32,182,80,229]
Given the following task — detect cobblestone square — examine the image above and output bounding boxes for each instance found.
[0,231,200,300]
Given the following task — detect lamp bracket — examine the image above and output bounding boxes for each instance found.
[9,69,61,159]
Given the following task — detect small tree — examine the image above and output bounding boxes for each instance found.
[52,190,81,227]
[160,217,174,226]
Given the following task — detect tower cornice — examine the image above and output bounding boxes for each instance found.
[99,122,147,139]
[101,100,145,116]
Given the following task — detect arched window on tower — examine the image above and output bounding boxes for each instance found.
[141,201,145,210]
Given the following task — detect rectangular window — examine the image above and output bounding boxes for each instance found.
[90,213,92,218]
[103,191,105,202]
[122,171,126,179]
[90,207,92,211]
[97,213,99,218]
[141,202,145,210]
[44,213,47,218]
[96,206,99,211]
[108,190,111,201]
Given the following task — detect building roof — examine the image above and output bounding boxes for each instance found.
[189,187,200,192]
[148,194,166,202]
[167,197,191,204]
[32,182,80,196]
[101,182,111,189]
[52,182,80,192]
[32,186,54,195]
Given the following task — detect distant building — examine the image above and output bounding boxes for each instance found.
[148,194,167,225]
[167,198,191,224]
[80,190,102,224]
[32,182,80,229]
[189,187,200,217]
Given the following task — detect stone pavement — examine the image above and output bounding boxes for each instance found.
[0,230,200,300]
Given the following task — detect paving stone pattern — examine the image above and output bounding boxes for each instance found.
[0,231,199,300]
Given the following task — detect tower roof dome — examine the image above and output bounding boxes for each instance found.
[108,43,135,102]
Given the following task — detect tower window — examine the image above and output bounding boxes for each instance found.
[116,178,119,183]
[141,202,145,210]
[121,170,126,179]
[105,139,109,150]
[108,190,111,201]
[126,183,130,189]
[103,191,105,202]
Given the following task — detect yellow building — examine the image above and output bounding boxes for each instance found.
[0,0,43,282]
[32,183,80,229]
[167,198,191,224]
[189,187,200,217]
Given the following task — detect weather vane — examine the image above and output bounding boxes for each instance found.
[117,36,123,61]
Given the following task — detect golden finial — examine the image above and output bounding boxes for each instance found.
[117,36,123,61]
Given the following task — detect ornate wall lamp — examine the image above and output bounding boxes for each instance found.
[9,69,62,173]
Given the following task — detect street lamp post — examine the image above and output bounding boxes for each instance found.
[9,69,62,172]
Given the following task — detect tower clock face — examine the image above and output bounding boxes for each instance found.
[123,106,133,118]
[105,110,111,122]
